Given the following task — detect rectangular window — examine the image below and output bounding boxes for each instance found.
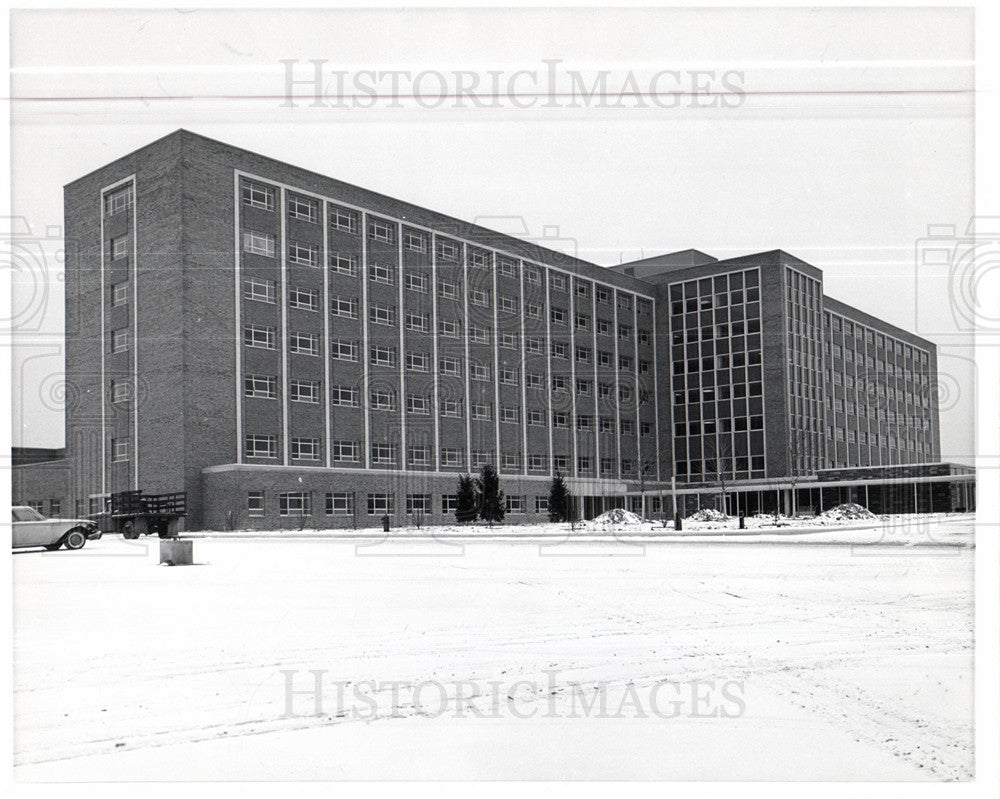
[244,325,275,350]
[330,206,358,233]
[368,494,395,515]
[245,374,277,399]
[525,337,543,354]
[439,356,461,376]
[406,394,431,415]
[526,303,542,319]
[553,412,568,428]
[441,449,463,467]
[500,406,520,424]
[326,492,353,516]
[500,368,518,385]
[405,272,428,293]
[527,409,545,426]
[506,495,525,514]
[110,236,128,260]
[575,346,591,364]
[575,314,590,331]
[244,276,276,304]
[242,182,274,211]
[439,318,460,338]
[243,230,275,258]
[471,450,492,469]
[370,388,397,411]
[470,363,490,381]
[370,262,395,285]
[525,266,542,285]
[370,445,397,465]
[331,339,359,362]
[471,403,492,421]
[437,240,460,262]
[526,373,544,390]
[406,494,432,514]
[551,307,567,326]
[370,345,396,368]
[288,195,318,223]
[245,434,277,458]
[112,282,129,307]
[331,441,360,462]
[550,274,567,292]
[405,313,429,333]
[279,491,312,516]
[438,280,458,299]
[499,332,518,350]
[551,342,568,359]
[528,454,548,472]
[111,380,130,403]
[289,286,318,311]
[406,352,430,372]
[577,456,593,472]
[404,231,426,253]
[248,491,265,517]
[290,438,320,461]
[330,253,358,276]
[470,288,491,307]
[111,329,129,353]
[290,380,320,404]
[470,326,490,344]
[368,218,395,243]
[331,295,359,319]
[331,385,359,407]
[596,287,611,304]
[408,447,430,467]
[289,332,319,356]
[370,304,396,327]
[499,258,518,278]
[469,250,490,269]
[535,496,549,513]
[104,185,133,217]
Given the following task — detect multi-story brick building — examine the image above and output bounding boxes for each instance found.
[46,129,972,530]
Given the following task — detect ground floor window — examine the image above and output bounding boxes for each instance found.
[248,491,265,517]
[441,494,458,514]
[325,492,353,516]
[279,491,312,517]
[406,494,432,514]
[535,496,548,514]
[506,496,525,514]
[368,493,394,515]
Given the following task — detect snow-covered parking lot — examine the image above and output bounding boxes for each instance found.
[13,514,974,781]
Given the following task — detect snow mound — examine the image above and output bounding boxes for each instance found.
[686,508,728,522]
[590,508,645,526]
[820,503,877,521]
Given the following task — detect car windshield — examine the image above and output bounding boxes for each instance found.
[13,507,46,522]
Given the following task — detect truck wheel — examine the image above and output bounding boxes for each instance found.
[64,529,87,550]
[122,522,138,540]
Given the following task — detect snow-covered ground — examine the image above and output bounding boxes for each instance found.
[13,514,974,781]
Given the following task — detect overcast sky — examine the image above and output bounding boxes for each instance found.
[9,7,976,462]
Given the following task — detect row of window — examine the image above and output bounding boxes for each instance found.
[247,489,551,518]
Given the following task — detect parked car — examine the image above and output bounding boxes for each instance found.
[11,506,101,551]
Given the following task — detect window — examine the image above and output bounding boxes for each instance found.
[500,295,518,314]
[370,262,395,285]
[506,495,525,513]
[469,288,491,308]
[288,195,318,222]
[618,295,633,312]
[470,362,491,382]
[553,455,569,471]
[244,276,275,304]
[527,409,545,426]
[550,274,567,292]
[500,368,518,386]
[330,253,358,276]
[331,385,359,407]
[370,345,396,368]
[438,280,458,299]
[499,258,518,278]
[291,438,320,461]
[331,296,359,319]
[244,325,275,350]
[248,491,265,517]
[370,388,397,411]
[501,406,520,424]
[406,352,429,372]
[331,338,359,362]
[439,356,461,376]
[290,380,320,404]
[525,266,542,285]
[529,454,548,471]
[289,286,318,311]
[405,272,428,293]
[242,182,274,211]
[110,236,127,260]
[243,230,275,257]
[369,304,396,327]
[551,342,568,359]
[471,403,492,421]
[442,494,459,513]
[406,394,430,415]
[526,372,544,390]
[471,450,492,469]
[470,326,490,344]
[441,449,463,467]
[405,313,429,333]
[553,412,568,428]
[595,287,611,304]
[551,307,567,326]
[578,456,593,472]
[535,496,549,513]
[326,493,353,516]
[526,303,542,319]
[245,434,277,458]
[112,282,129,307]
[245,374,277,399]
[104,185,133,217]
[404,231,426,253]
[575,314,591,331]
[279,491,312,516]
[618,325,632,341]
[111,380,130,403]
[368,218,395,243]
[330,206,358,233]
[441,399,463,418]
[439,318,461,338]
[331,441,360,462]
[408,447,430,467]
[526,337,543,354]
[596,320,610,336]
[575,346,591,364]
[370,445,397,465]
[405,494,432,514]
[437,240,460,262]
[620,419,635,434]
[289,332,319,356]
[576,415,594,431]
[552,375,568,393]
[598,351,612,367]
[469,249,490,269]
[576,282,591,298]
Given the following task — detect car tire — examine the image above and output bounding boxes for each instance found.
[64,528,87,550]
